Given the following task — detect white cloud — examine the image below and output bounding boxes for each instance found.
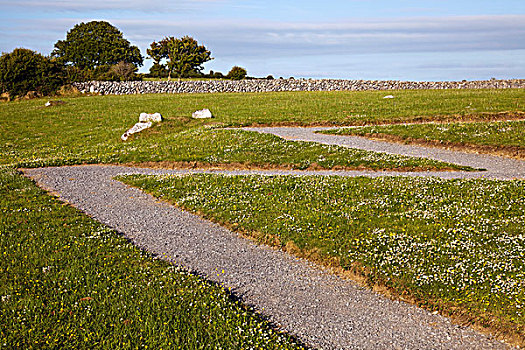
[3,14,524,55]
[1,14,524,79]
[109,15,525,57]
[0,0,224,12]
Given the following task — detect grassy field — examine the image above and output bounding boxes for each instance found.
[5,88,522,127]
[2,88,525,347]
[119,173,525,344]
[322,120,525,147]
[2,90,500,170]
[0,168,305,349]
[4,127,470,171]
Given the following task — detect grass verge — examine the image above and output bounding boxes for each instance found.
[321,120,525,159]
[118,173,525,346]
[2,125,471,172]
[0,168,304,349]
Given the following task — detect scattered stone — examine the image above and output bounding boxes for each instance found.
[45,100,66,107]
[121,112,164,141]
[383,95,395,99]
[139,112,163,122]
[192,108,213,119]
[121,122,152,141]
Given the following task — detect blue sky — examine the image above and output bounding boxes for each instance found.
[1,0,524,81]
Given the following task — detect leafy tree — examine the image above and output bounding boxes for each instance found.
[146,41,169,78]
[146,40,165,67]
[147,36,212,78]
[52,21,143,71]
[226,66,247,80]
[0,48,66,98]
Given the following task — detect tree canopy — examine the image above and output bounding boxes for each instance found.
[0,48,66,98]
[52,21,143,70]
[147,36,212,78]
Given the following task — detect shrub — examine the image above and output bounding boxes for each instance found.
[185,69,205,78]
[108,61,140,81]
[202,70,224,79]
[226,66,247,80]
[63,66,91,82]
[148,62,169,78]
[0,48,66,99]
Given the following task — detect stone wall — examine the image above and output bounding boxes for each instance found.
[73,78,525,95]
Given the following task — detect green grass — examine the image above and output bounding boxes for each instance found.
[321,120,525,148]
[5,127,471,171]
[2,88,525,346]
[118,173,525,340]
[1,92,482,171]
[0,168,304,349]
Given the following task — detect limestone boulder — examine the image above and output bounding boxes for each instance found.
[139,112,163,122]
[121,122,152,141]
[192,108,213,119]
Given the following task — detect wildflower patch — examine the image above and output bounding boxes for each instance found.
[119,173,525,341]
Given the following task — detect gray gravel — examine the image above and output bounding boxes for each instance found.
[244,127,525,180]
[24,164,514,350]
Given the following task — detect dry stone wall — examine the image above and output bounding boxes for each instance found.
[73,79,525,95]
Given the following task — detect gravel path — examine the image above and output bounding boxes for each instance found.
[244,127,525,179]
[24,164,514,350]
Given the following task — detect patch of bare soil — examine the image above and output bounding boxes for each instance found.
[244,111,525,127]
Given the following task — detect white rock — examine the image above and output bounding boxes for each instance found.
[383,95,395,99]
[45,100,65,107]
[121,122,152,141]
[139,112,163,123]
[192,108,213,119]
[89,86,95,93]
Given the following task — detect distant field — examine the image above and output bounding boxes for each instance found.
[4,89,515,170]
[120,173,525,344]
[2,88,523,127]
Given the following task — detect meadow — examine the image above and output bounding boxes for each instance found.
[119,173,525,344]
[1,88,524,347]
[3,88,524,169]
